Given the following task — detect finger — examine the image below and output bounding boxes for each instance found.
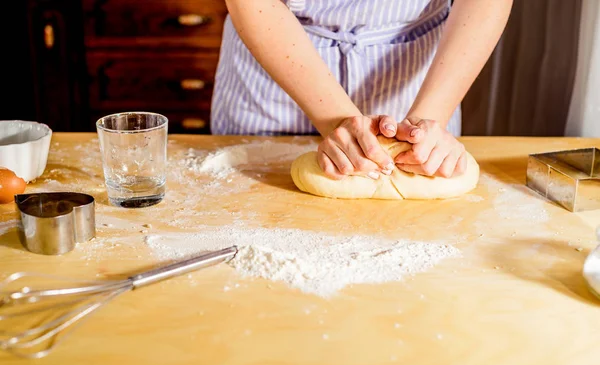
[378,115,397,138]
[394,127,437,165]
[394,140,434,165]
[317,151,345,180]
[436,149,461,178]
[343,138,382,174]
[394,163,425,176]
[419,145,448,176]
[324,144,355,176]
[395,119,424,143]
[331,119,383,179]
[325,127,357,174]
[396,145,447,176]
[397,162,451,177]
[355,129,394,173]
[454,152,468,176]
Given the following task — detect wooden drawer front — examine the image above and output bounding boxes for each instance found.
[87,52,219,110]
[167,111,211,134]
[91,110,211,134]
[83,0,227,48]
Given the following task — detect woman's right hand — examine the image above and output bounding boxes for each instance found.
[318,115,413,180]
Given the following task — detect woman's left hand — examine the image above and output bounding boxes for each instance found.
[384,117,467,178]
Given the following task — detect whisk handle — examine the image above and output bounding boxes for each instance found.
[130,246,238,289]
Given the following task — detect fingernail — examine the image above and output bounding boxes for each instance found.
[385,162,395,170]
[382,169,392,176]
[368,171,380,180]
[384,124,395,132]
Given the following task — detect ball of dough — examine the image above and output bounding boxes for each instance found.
[290,136,480,200]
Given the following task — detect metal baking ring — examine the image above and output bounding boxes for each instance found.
[15,192,96,255]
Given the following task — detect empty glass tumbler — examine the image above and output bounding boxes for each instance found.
[96,112,168,208]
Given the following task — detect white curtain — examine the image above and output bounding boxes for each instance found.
[565,0,600,137]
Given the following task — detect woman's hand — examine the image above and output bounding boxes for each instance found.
[318,115,405,180]
[386,117,468,178]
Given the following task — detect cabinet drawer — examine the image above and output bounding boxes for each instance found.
[167,111,211,134]
[83,0,227,48]
[87,51,219,111]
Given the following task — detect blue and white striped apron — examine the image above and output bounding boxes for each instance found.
[210,0,462,137]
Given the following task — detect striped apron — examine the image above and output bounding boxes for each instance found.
[210,0,461,137]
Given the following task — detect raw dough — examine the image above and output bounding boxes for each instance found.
[291,136,480,200]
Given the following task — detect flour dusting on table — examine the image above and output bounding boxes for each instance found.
[480,173,549,223]
[189,140,317,179]
[144,226,461,297]
[473,174,551,242]
[465,194,484,203]
[24,137,462,297]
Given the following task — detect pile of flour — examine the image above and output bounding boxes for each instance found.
[144,226,461,297]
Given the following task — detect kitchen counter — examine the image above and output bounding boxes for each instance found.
[1,133,600,365]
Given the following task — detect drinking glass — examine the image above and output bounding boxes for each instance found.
[96,112,168,208]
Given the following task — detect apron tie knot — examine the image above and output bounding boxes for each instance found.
[304,26,365,55]
[335,31,363,54]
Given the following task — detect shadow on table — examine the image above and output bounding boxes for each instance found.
[487,237,599,306]
[90,191,111,207]
[239,168,301,194]
[478,156,528,178]
[97,249,222,281]
[0,221,28,253]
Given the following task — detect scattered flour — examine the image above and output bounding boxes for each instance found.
[95,215,139,230]
[472,174,551,244]
[165,140,317,198]
[480,174,549,223]
[465,194,484,203]
[144,226,461,297]
[36,139,320,229]
[190,140,317,179]
[79,236,128,261]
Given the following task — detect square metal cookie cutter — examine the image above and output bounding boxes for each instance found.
[15,192,96,255]
[526,148,600,212]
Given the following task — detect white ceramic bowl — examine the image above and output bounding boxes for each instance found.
[0,121,52,182]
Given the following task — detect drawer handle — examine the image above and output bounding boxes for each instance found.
[180,79,206,90]
[182,118,207,130]
[177,14,210,26]
[44,24,55,49]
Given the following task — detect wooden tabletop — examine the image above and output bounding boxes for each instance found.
[2,133,600,365]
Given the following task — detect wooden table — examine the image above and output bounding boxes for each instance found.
[2,133,600,365]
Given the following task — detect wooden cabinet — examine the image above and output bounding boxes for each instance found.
[27,0,226,133]
[82,0,226,134]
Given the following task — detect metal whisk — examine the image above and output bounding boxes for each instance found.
[0,246,238,359]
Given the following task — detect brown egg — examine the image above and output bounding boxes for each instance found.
[0,168,26,204]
